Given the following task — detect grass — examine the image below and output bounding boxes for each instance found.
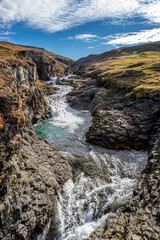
[0,172,8,184]
[36,79,42,86]
[98,52,160,96]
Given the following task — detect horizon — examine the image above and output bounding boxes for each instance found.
[0,1,160,60]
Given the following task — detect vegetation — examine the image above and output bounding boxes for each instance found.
[36,79,42,87]
[99,51,160,96]
[0,172,7,184]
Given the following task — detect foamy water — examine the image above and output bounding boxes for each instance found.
[35,77,147,240]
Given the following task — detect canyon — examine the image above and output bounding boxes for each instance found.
[0,41,160,240]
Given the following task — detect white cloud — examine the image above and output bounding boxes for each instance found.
[0,0,160,33]
[0,30,16,41]
[103,28,160,46]
[0,30,16,35]
[140,0,160,24]
[88,46,94,49]
[69,34,98,42]
[0,36,11,41]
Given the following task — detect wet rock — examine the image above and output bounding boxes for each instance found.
[40,82,59,95]
[69,80,160,150]
[0,127,70,240]
[68,78,160,239]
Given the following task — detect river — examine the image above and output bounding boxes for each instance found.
[35,77,147,240]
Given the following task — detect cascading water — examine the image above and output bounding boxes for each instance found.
[35,76,147,240]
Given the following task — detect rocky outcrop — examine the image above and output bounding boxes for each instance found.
[69,79,160,149]
[18,44,73,68]
[16,50,70,80]
[68,76,160,239]
[17,44,74,80]
[0,126,70,240]
[0,43,71,239]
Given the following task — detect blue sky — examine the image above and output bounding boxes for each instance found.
[0,0,160,60]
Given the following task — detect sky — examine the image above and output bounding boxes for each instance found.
[0,0,160,60]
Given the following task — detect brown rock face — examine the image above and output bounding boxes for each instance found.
[0,43,71,239]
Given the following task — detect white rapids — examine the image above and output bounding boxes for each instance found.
[35,76,147,240]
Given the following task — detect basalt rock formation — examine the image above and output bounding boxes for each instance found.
[0,42,71,239]
[68,42,160,239]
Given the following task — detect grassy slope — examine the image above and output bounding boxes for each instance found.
[100,51,160,97]
[72,41,160,97]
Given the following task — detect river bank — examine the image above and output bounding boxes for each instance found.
[64,68,160,239]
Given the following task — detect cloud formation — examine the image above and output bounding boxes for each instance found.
[103,28,160,46]
[0,30,15,41]
[0,0,160,33]
[69,34,98,42]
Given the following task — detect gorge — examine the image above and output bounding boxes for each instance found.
[35,77,147,240]
[0,41,160,240]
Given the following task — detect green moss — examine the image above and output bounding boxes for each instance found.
[0,172,7,184]
[148,206,152,211]
[118,235,124,239]
[14,183,19,190]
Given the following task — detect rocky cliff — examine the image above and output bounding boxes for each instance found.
[17,45,74,80]
[0,42,71,239]
[68,42,160,239]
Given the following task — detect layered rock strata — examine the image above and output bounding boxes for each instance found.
[0,43,71,239]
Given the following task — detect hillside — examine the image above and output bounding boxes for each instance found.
[72,41,160,96]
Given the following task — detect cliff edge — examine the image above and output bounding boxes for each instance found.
[0,42,71,239]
